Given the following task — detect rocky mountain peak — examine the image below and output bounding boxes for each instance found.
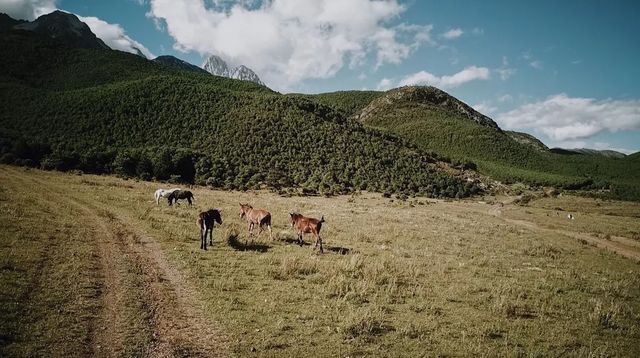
[202,55,264,85]
[13,10,108,49]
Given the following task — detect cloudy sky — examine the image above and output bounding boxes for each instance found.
[2,0,639,154]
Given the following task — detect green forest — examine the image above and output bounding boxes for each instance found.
[0,29,477,198]
[1,26,638,201]
[304,87,640,201]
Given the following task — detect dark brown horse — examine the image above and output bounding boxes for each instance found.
[197,209,222,250]
[167,190,194,206]
[289,213,325,253]
[239,203,273,240]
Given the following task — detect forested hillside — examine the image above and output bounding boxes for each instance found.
[0,25,477,198]
[314,87,639,201]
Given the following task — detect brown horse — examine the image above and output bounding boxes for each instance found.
[197,209,222,250]
[168,190,194,206]
[289,213,325,253]
[239,203,273,240]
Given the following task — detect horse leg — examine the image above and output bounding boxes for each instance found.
[188,197,192,206]
[268,224,273,241]
[298,233,303,247]
[318,235,323,254]
[203,227,207,250]
[200,226,204,250]
[209,228,213,246]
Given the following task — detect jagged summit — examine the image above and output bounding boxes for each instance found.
[230,65,264,85]
[13,10,108,49]
[358,86,499,129]
[202,55,264,85]
[202,55,231,77]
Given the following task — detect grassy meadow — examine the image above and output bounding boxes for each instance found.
[1,165,639,356]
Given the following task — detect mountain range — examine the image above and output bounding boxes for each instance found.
[0,11,638,201]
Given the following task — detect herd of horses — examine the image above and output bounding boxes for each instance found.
[154,188,326,253]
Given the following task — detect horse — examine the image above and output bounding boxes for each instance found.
[197,209,223,250]
[154,188,180,205]
[167,190,194,206]
[239,203,273,240]
[289,213,325,253]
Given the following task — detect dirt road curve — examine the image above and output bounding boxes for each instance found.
[9,168,226,357]
[490,203,640,262]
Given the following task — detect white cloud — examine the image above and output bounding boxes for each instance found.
[376,66,490,90]
[0,0,55,20]
[0,0,153,58]
[471,27,484,36]
[472,102,497,116]
[397,66,490,89]
[442,28,463,40]
[147,0,434,90]
[529,60,543,70]
[496,56,515,80]
[498,94,513,102]
[496,94,640,141]
[376,77,393,90]
[79,15,154,58]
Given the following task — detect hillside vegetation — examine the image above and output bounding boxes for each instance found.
[0,29,476,198]
[310,87,639,201]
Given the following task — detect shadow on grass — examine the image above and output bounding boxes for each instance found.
[227,233,270,253]
[326,246,352,255]
[280,237,311,247]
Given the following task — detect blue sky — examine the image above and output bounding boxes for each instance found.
[3,0,639,153]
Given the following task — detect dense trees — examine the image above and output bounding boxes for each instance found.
[0,30,477,198]
[333,88,640,201]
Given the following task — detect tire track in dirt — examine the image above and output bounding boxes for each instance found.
[7,168,227,357]
[488,202,640,262]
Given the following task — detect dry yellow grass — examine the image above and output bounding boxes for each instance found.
[1,166,639,356]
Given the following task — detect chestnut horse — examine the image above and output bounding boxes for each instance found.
[239,204,273,240]
[197,209,222,250]
[289,213,325,253]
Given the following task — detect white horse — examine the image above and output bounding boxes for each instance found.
[154,188,181,205]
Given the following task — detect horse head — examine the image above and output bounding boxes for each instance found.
[213,209,223,225]
[239,203,252,219]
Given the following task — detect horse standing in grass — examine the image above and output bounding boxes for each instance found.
[239,203,273,240]
[197,209,223,250]
[154,188,180,205]
[167,190,194,206]
[289,213,325,253]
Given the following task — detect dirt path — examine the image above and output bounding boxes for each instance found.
[489,203,640,262]
[7,168,227,357]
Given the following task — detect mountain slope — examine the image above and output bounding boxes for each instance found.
[0,13,26,31]
[347,86,639,200]
[13,10,108,49]
[0,19,475,198]
[153,55,209,75]
[506,131,549,152]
